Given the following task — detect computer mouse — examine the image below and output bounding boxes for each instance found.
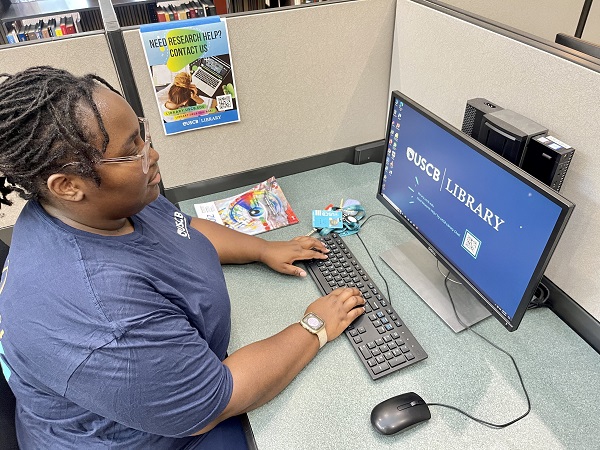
[370,392,431,435]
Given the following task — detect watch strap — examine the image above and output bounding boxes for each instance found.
[299,314,327,349]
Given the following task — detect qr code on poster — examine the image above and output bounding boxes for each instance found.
[216,94,233,112]
[462,230,481,258]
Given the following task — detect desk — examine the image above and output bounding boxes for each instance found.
[178,162,600,450]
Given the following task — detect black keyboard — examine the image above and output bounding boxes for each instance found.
[305,233,427,380]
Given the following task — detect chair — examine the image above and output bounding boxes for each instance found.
[0,373,19,449]
[0,239,19,449]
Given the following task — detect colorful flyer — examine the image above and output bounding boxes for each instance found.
[139,17,239,135]
[194,177,299,235]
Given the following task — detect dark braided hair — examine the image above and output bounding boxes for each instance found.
[0,66,123,206]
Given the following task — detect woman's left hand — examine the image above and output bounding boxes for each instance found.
[259,236,329,277]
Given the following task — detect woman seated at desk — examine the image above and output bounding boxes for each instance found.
[0,66,364,449]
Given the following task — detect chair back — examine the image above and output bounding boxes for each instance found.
[0,239,19,449]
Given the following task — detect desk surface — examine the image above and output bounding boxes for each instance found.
[178,162,600,450]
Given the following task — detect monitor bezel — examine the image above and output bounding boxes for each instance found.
[376,91,575,331]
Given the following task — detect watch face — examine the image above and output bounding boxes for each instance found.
[304,313,323,331]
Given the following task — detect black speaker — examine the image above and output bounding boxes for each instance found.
[461,98,503,140]
[520,135,575,192]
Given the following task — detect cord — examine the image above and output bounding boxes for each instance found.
[355,213,532,429]
[424,266,532,428]
[353,213,402,305]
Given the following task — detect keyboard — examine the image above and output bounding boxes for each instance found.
[305,233,428,380]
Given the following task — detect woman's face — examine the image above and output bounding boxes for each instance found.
[81,87,162,219]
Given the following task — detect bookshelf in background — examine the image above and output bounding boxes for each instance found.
[153,0,218,23]
[0,0,103,45]
[0,0,274,45]
[228,0,263,13]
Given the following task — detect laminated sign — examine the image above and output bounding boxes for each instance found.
[140,17,239,135]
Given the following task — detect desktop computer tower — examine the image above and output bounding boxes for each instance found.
[520,135,575,192]
[461,98,503,141]
[477,109,547,166]
[461,98,573,192]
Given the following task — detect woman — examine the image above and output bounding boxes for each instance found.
[160,72,211,110]
[0,66,364,449]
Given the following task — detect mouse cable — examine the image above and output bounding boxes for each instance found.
[354,213,532,429]
[424,269,532,429]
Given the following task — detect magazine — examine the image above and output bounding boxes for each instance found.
[194,177,299,235]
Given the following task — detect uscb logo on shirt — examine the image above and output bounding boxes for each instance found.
[173,212,190,239]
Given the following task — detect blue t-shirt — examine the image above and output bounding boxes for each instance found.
[0,196,247,449]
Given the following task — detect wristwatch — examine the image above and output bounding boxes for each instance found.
[299,312,327,349]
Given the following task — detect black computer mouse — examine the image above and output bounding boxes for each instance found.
[370,392,431,435]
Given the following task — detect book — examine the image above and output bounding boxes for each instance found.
[198,0,217,16]
[194,177,299,235]
[213,0,227,15]
[59,16,67,36]
[41,20,50,38]
[65,16,76,35]
[26,24,36,41]
[156,6,166,22]
[16,23,26,42]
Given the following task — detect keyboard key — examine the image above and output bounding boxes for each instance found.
[389,355,406,367]
[359,345,372,359]
[372,362,390,374]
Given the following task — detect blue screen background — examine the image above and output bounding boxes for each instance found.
[380,99,562,320]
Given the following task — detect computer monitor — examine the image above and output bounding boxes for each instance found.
[555,33,600,59]
[377,91,574,332]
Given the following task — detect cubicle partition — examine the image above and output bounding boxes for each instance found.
[392,0,600,337]
[0,33,120,243]
[436,0,588,44]
[0,0,597,342]
[584,0,600,44]
[122,0,397,197]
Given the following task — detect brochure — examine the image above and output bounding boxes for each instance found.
[194,177,299,235]
[139,17,240,135]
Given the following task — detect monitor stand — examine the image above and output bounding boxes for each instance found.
[380,238,491,332]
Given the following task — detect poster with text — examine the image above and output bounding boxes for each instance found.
[139,17,239,135]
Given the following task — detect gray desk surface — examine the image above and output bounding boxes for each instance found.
[178,162,600,450]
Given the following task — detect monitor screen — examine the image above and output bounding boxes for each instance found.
[377,92,574,331]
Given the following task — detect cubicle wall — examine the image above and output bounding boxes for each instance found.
[584,0,600,44]
[0,0,395,237]
[123,0,396,191]
[0,33,120,242]
[391,0,600,323]
[438,0,587,43]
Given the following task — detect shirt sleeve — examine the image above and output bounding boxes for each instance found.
[64,310,233,438]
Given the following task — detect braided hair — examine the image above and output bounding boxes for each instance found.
[0,66,122,206]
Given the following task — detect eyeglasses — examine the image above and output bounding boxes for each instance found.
[97,117,151,174]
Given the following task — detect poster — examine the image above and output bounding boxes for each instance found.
[139,17,239,135]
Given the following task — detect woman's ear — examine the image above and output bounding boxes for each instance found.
[46,173,85,202]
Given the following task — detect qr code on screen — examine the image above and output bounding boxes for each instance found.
[216,94,233,112]
[462,230,481,258]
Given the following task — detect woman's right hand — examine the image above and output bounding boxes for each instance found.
[304,287,365,342]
